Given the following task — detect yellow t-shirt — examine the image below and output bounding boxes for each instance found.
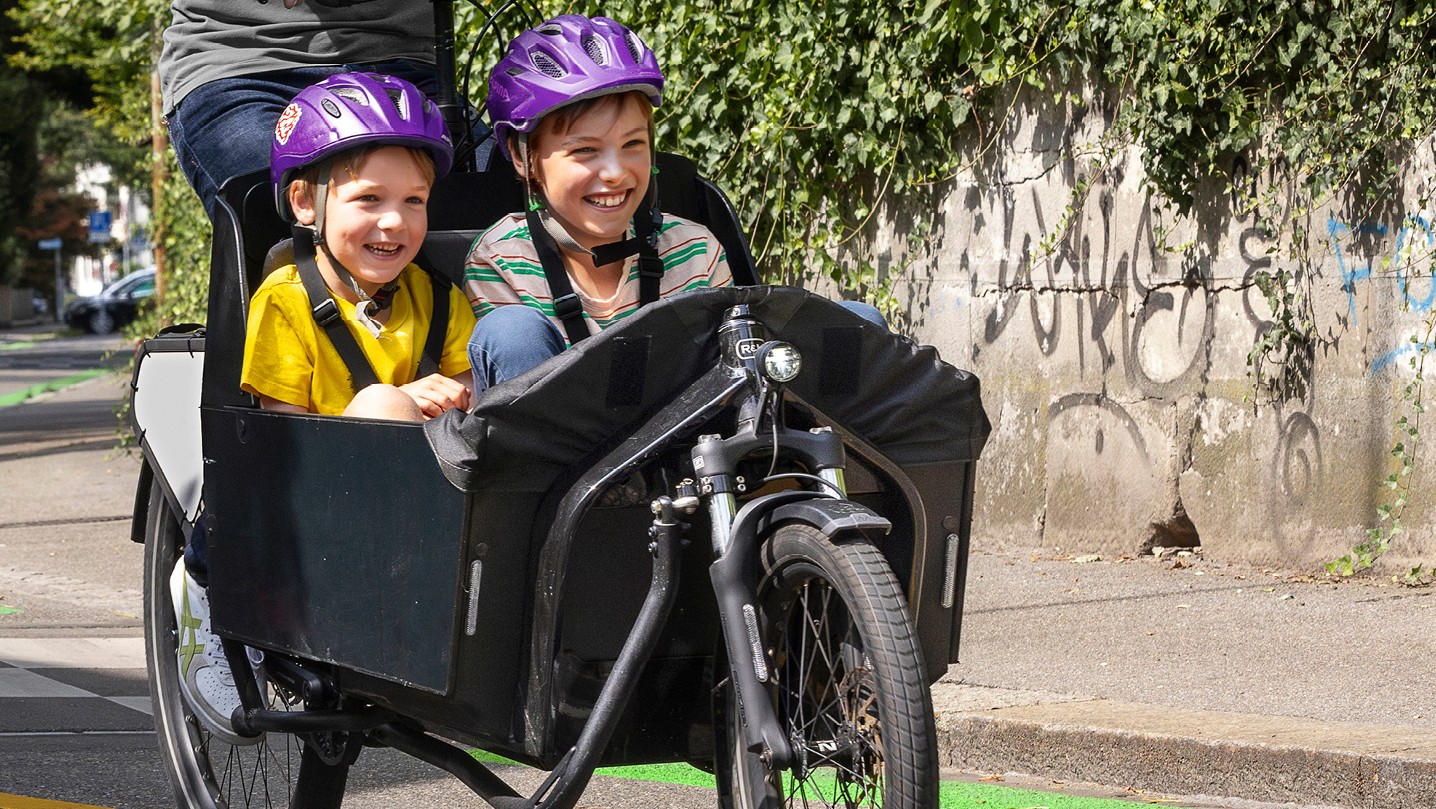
[241,263,476,415]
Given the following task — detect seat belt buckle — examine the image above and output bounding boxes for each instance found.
[312,297,341,328]
[553,292,582,320]
[638,255,664,280]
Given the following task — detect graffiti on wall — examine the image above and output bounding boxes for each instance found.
[978,186,1216,401]
[965,159,1390,530]
[1326,213,1436,372]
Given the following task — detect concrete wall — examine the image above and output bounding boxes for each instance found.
[848,89,1436,571]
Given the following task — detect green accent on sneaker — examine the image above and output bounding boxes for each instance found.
[177,579,204,678]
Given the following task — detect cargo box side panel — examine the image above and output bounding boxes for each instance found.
[205,408,465,694]
[903,461,977,671]
[340,486,549,755]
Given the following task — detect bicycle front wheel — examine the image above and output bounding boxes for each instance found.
[719,523,938,808]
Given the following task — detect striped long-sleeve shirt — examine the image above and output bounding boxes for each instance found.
[462,213,733,344]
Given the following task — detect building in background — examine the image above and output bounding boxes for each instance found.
[72,164,152,297]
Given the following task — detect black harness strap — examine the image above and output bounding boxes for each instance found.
[527,208,592,347]
[527,176,665,346]
[417,263,450,380]
[634,181,664,308]
[293,228,452,391]
[293,228,381,391]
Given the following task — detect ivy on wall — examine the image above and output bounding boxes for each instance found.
[613,0,1436,261]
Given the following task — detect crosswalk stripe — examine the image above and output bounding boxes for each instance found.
[0,638,146,669]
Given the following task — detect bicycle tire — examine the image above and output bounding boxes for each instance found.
[717,522,938,808]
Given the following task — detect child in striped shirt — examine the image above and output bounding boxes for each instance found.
[463,15,732,393]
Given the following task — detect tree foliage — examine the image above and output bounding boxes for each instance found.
[0,0,52,284]
[7,0,200,323]
[4,0,158,298]
[7,0,159,145]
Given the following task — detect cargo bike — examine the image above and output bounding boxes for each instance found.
[129,8,991,808]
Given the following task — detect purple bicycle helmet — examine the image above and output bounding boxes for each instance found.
[271,72,454,220]
[487,15,664,159]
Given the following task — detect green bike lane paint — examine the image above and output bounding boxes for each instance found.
[468,751,1200,808]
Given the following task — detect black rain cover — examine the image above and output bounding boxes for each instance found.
[424,286,991,494]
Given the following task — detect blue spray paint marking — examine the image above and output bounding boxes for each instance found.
[1330,214,1436,371]
[1372,339,1436,373]
[1395,215,1436,313]
[1329,216,1388,326]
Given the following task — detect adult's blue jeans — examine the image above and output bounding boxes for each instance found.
[467,300,888,394]
[166,60,439,217]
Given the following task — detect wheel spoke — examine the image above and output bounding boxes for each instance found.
[779,576,884,806]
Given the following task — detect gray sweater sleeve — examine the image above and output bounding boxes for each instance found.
[159,0,435,114]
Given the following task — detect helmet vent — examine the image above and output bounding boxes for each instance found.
[329,87,369,105]
[384,88,409,118]
[531,51,567,79]
[537,24,563,36]
[581,34,609,66]
[624,31,646,63]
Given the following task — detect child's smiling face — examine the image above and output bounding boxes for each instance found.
[527,94,652,253]
[292,145,432,295]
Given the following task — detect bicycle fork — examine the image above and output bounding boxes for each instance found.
[690,305,891,771]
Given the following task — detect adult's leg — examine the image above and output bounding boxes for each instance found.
[468,305,566,394]
[167,68,333,217]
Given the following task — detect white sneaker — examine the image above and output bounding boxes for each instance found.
[170,560,254,745]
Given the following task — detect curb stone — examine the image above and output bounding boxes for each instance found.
[933,684,1436,808]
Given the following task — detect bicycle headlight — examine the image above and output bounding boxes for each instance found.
[757,341,802,384]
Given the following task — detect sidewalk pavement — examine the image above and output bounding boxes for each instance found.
[3,328,1433,809]
[937,548,1436,808]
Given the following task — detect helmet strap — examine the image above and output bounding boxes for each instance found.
[312,163,331,246]
[517,136,546,211]
[524,143,664,269]
[299,161,399,335]
[315,241,399,337]
[528,164,664,316]
[523,146,665,346]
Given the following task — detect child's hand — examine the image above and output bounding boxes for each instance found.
[400,374,471,419]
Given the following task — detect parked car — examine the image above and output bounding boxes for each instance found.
[65,268,155,334]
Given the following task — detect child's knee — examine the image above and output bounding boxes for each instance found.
[836,300,887,329]
[344,384,423,421]
[468,306,566,392]
[469,305,555,345]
